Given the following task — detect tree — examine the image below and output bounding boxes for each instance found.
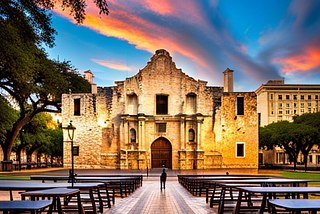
[0,96,18,144]
[0,2,91,162]
[41,125,63,166]
[259,117,320,171]
[13,112,52,169]
[294,112,320,170]
[1,1,109,26]
[260,121,301,170]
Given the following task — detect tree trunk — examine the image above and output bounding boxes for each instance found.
[27,153,32,169]
[303,152,308,172]
[3,113,35,161]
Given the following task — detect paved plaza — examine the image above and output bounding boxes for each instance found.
[105,176,217,214]
[0,168,279,214]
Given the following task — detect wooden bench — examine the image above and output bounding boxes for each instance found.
[0,200,53,214]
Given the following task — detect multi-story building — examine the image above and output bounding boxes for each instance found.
[256,79,320,166]
[62,49,259,170]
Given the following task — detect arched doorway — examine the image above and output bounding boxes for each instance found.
[151,137,172,169]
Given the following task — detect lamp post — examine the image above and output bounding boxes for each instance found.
[63,121,76,187]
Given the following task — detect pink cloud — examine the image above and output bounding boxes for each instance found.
[91,59,133,71]
[274,44,320,72]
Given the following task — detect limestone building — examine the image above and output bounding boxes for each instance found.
[256,79,320,127]
[62,49,258,170]
[256,80,320,166]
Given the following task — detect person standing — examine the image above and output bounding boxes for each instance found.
[160,168,167,190]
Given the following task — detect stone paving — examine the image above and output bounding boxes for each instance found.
[104,177,217,214]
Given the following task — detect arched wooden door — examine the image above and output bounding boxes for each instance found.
[151,138,172,169]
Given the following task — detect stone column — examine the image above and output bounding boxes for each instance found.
[197,120,201,150]
[124,120,129,149]
[180,118,185,149]
[120,120,124,149]
[141,121,145,150]
[138,121,142,150]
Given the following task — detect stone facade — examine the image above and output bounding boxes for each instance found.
[62,49,258,170]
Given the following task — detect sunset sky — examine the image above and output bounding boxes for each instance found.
[46,0,320,91]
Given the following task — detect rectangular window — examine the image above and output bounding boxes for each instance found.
[279,103,282,108]
[237,97,244,115]
[308,95,311,100]
[309,155,313,163]
[286,103,290,108]
[294,109,297,114]
[236,142,245,157]
[278,95,282,100]
[301,103,304,108]
[286,95,290,100]
[156,95,168,114]
[279,110,283,114]
[293,95,297,100]
[74,98,80,116]
[316,95,319,100]
[156,123,166,133]
[301,95,304,100]
[286,110,290,114]
[270,94,273,100]
[301,109,304,113]
[308,103,311,107]
[308,108,311,113]
[294,103,297,108]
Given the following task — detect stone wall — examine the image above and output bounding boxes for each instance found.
[219,92,258,169]
[62,49,258,170]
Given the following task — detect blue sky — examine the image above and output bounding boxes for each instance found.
[46,0,320,91]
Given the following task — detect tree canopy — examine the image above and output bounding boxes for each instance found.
[0,0,91,161]
[259,113,320,170]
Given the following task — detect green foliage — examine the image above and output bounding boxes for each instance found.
[0,96,18,143]
[260,112,320,170]
[0,1,91,160]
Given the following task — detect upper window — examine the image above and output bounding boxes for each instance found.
[278,95,282,100]
[189,129,195,142]
[270,94,273,100]
[186,93,197,114]
[156,95,168,114]
[308,95,311,100]
[316,95,319,100]
[301,95,304,100]
[236,142,245,158]
[286,95,290,100]
[130,128,136,142]
[74,99,80,116]
[237,97,244,115]
[293,95,297,100]
[157,123,166,133]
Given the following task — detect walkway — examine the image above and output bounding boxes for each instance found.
[104,177,217,214]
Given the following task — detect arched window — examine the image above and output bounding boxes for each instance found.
[189,129,195,142]
[130,128,136,142]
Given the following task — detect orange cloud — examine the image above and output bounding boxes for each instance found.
[91,59,133,71]
[275,46,320,72]
[53,4,211,69]
[138,0,173,16]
